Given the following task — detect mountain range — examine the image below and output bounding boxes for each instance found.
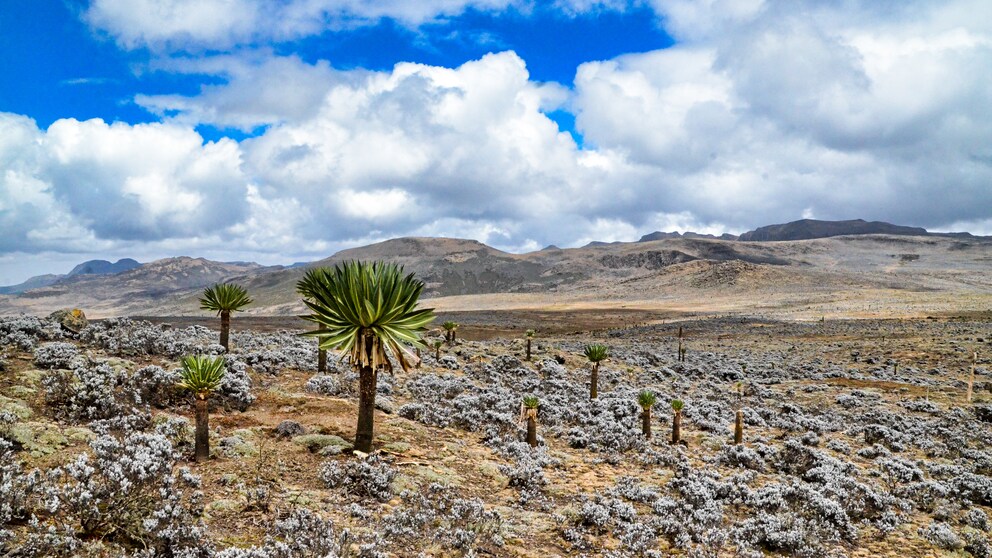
[1,219,990,319]
[0,258,142,295]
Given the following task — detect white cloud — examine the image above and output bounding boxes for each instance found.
[573,0,992,228]
[136,53,349,130]
[40,118,249,241]
[84,0,545,51]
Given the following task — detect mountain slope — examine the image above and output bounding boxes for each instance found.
[0,274,63,295]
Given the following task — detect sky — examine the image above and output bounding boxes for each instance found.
[0,0,990,285]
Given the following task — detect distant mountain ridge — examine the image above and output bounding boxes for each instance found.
[638,231,739,242]
[2,218,990,317]
[738,219,930,241]
[68,258,141,276]
[0,258,142,295]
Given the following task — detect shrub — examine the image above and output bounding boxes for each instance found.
[132,365,183,408]
[42,362,141,423]
[30,432,208,556]
[919,521,964,550]
[320,455,396,501]
[33,342,80,369]
[305,374,344,396]
[380,484,503,550]
[1,438,39,548]
[963,508,991,531]
[215,508,350,558]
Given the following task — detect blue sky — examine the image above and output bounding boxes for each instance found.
[1,1,669,139]
[0,0,990,285]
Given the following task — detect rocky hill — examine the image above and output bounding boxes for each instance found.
[738,219,929,241]
[67,258,141,276]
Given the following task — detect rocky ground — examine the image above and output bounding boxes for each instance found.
[2,312,992,557]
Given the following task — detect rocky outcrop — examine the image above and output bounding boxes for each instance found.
[599,250,697,270]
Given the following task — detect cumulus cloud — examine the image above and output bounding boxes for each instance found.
[574,0,992,228]
[41,119,249,241]
[84,0,552,51]
[136,53,350,130]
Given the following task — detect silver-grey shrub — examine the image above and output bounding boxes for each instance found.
[32,342,80,369]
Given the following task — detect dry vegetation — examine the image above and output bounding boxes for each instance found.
[2,311,991,557]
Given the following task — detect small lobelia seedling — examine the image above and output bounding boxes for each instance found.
[522,395,540,447]
[671,399,685,445]
[733,382,745,445]
[178,354,226,462]
[638,389,657,439]
[442,321,459,345]
[525,329,536,361]
[433,339,443,360]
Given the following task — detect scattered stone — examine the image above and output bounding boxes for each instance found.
[275,420,306,438]
[293,434,353,453]
[375,397,395,414]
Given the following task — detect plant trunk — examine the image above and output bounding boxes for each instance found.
[671,411,681,444]
[435,346,441,360]
[734,410,744,445]
[220,310,231,352]
[415,348,421,369]
[642,408,652,439]
[194,397,209,462]
[355,364,377,453]
[968,352,977,403]
[590,362,599,399]
[317,347,327,373]
[526,339,532,361]
[526,416,537,448]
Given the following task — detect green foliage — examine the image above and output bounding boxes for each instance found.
[638,389,657,410]
[442,321,459,332]
[583,343,609,363]
[199,283,253,315]
[299,260,435,373]
[525,329,536,338]
[296,267,331,300]
[671,399,685,412]
[178,355,226,398]
[433,340,443,349]
[522,395,539,409]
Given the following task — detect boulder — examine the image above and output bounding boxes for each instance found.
[48,308,88,334]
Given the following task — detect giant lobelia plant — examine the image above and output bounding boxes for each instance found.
[300,261,435,452]
[199,283,253,352]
